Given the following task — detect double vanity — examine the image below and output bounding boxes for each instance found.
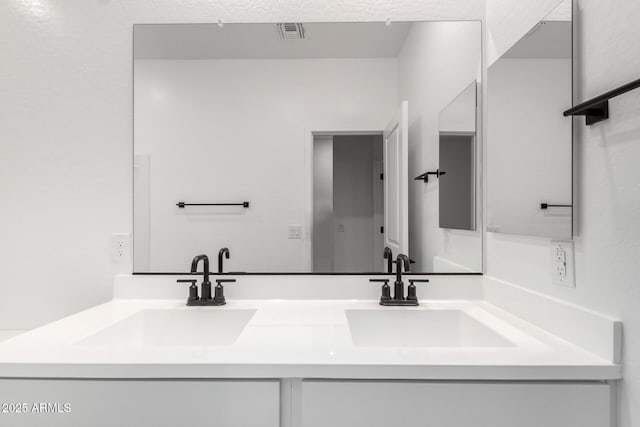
[0,9,624,427]
[0,274,620,427]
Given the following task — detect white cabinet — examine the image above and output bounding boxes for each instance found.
[0,379,280,427]
[301,380,613,427]
[0,378,615,427]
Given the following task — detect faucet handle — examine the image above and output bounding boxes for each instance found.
[212,279,235,306]
[177,279,198,284]
[407,279,429,302]
[177,279,199,302]
[369,279,391,302]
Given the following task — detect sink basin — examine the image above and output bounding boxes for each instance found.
[77,308,256,347]
[346,309,513,348]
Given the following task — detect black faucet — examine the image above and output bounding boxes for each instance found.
[218,248,230,273]
[393,254,411,300]
[383,247,393,273]
[370,254,427,306]
[191,254,212,301]
[176,254,234,306]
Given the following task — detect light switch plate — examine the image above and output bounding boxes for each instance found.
[550,240,575,288]
[287,225,302,239]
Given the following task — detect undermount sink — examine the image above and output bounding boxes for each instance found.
[346,309,514,348]
[77,308,256,347]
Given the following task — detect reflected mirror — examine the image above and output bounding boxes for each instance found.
[439,81,477,232]
[487,3,573,239]
[133,21,482,273]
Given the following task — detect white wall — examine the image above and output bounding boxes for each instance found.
[487,58,572,239]
[397,21,482,272]
[134,58,396,272]
[485,1,640,426]
[439,82,477,133]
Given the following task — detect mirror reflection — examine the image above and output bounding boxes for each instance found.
[439,81,477,232]
[487,6,573,239]
[133,21,482,273]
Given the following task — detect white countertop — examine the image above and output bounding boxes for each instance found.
[0,298,621,380]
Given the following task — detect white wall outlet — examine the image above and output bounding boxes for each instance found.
[111,233,131,262]
[550,240,575,288]
[287,225,303,240]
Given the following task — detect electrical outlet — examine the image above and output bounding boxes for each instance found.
[287,225,302,240]
[111,233,131,263]
[550,240,575,288]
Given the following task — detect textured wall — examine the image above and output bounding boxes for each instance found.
[485,1,640,426]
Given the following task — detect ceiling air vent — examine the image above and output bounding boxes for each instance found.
[277,23,306,40]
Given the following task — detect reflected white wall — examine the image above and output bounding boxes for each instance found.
[397,21,482,272]
[487,58,572,239]
[134,58,396,271]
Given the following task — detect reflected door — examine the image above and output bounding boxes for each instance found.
[383,101,409,258]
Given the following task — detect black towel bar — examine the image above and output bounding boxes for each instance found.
[540,203,572,210]
[177,201,249,208]
[564,78,640,125]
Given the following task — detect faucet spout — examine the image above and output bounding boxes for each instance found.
[191,254,211,300]
[393,254,411,301]
[218,248,230,273]
[395,254,410,282]
[383,247,393,273]
[191,254,210,281]
[399,254,411,272]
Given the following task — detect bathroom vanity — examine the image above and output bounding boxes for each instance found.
[0,275,620,427]
[1,5,623,427]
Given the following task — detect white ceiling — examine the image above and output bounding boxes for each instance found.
[134,22,413,59]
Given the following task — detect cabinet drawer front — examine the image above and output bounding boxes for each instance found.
[302,380,612,427]
[0,379,279,427]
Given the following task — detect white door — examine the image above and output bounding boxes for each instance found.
[383,101,409,258]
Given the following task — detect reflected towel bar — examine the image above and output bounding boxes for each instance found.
[415,169,446,183]
[177,201,250,208]
[540,203,572,210]
[563,77,640,125]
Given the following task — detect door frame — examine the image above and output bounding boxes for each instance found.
[371,159,384,271]
[306,129,383,272]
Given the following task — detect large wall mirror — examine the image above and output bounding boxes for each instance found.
[487,2,573,239]
[133,21,482,274]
